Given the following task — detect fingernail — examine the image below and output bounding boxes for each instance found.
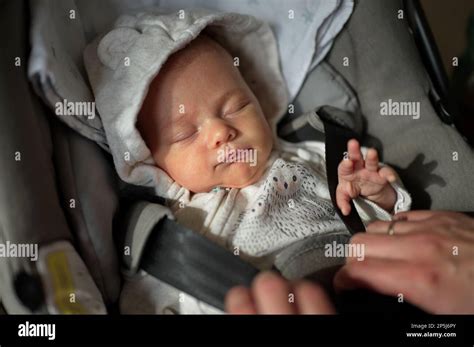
[393,214,407,221]
[257,271,278,281]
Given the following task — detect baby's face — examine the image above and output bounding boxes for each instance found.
[137,36,273,193]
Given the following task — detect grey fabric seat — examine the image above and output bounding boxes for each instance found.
[281,0,474,212]
[0,0,120,312]
[325,0,474,211]
[0,0,473,313]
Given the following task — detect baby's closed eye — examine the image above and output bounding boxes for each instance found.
[223,99,251,117]
[171,127,197,143]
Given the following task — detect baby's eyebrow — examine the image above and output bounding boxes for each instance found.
[158,114,188,133]
[158,120,176,133]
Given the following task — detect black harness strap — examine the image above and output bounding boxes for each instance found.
[319,107,366,235]
[140,218,259,311]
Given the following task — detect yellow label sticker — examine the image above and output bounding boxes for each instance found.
[46,251,87,314]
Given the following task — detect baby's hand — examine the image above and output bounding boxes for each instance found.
[336,139,397,215]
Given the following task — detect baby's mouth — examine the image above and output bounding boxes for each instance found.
[215,146,255,167]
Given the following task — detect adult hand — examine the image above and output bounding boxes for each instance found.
[225,271,335,314]
[334,210,474,313]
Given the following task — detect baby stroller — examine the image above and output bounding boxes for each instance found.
[0,0,473,314]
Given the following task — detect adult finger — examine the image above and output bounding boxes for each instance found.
[417,211,474,226]
[225,286,257,314]
[367,219,474,247]
[334,258,437,313]
[293,280,336,314]
[393,210,451,222]
[347,233,442,262]
[251,272,297,314]
[366,219,433,235]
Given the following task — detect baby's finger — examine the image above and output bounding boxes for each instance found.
[365,148,379,172]
[337,156,354,177]
[378,166,397,183]
[225,286,257,314]
[347,139,364,170]
[347,139,361,160]
[336,185,352,216]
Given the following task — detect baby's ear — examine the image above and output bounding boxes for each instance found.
[97,27,141,70]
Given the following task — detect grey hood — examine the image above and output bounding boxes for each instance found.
[84,9,289,200]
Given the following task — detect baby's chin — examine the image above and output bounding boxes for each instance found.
[178,163,263,194]
[218,160,267,189]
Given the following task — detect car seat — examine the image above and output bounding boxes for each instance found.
[0,0,473,314]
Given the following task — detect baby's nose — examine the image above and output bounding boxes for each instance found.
[206,120,236,149]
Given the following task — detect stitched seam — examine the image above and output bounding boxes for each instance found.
[64,135,107,296]
[280,232,349,267]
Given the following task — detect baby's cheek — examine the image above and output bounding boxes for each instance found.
[256,121,273,163]
[171,150,215,191]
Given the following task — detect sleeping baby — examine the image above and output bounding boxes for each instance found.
[137,34,403,253]
[84,9,411,313]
